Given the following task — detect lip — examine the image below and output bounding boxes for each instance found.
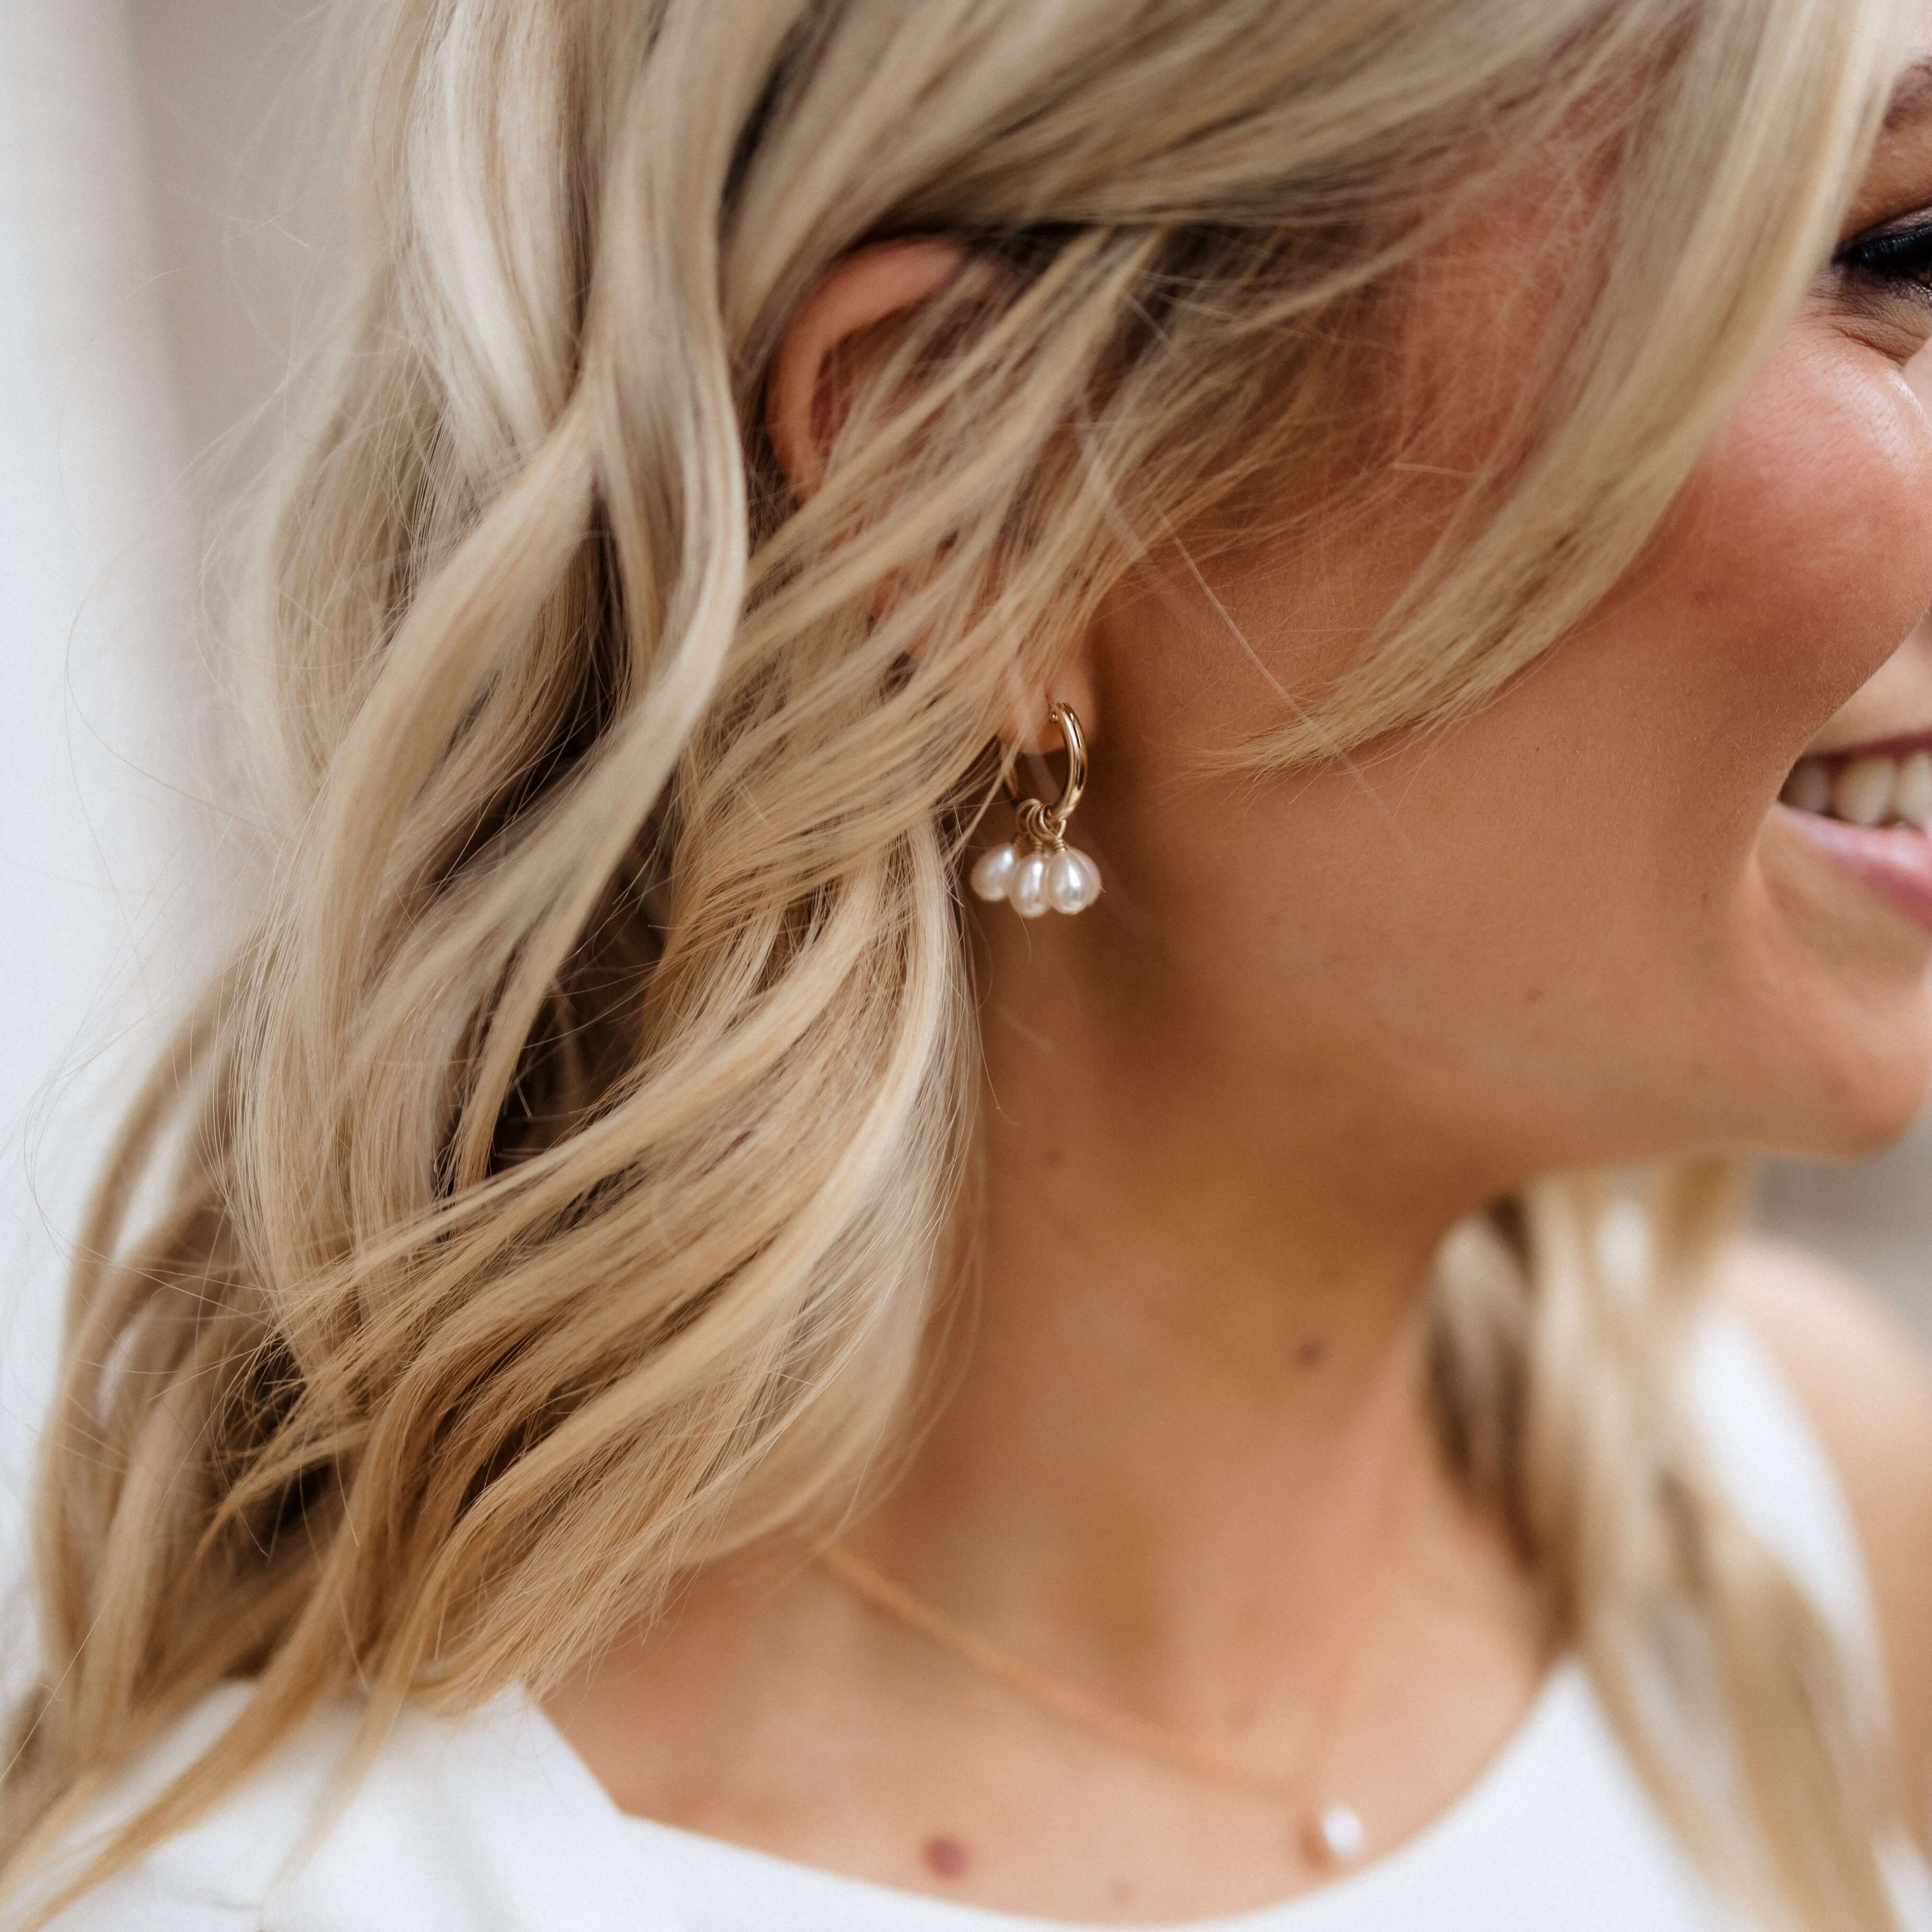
[1778,802,1932,934]
[1801,724,1932,762]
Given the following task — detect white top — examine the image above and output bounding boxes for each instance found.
[16,1313,1932,1932]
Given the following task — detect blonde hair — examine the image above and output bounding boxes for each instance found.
[2,1,1916,1927]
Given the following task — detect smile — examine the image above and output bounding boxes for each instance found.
[1777,736,1932,933]
[1781,744,1932,826]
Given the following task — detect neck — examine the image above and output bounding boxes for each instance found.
[846,900,1519,1738]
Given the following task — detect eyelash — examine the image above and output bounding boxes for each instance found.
[1836,217,1932,303]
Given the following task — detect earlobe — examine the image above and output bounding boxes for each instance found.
[1001,667,1101,755]
[765,239,973,501]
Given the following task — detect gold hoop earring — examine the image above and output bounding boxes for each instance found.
[970,702,1103,917]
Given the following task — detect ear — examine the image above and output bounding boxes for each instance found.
[766,238,969,501]
[765,240,1099,756]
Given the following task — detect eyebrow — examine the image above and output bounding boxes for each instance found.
[1885,57,1932,131]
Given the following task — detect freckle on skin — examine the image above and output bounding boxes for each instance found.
[923,1835,971,1880]
[1295,1338,1328,1369]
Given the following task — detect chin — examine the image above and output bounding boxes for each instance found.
[1727,830,1932,1160]
[1758,1002,1932,1162]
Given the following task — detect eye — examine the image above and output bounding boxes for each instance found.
[1836,213,1932,305]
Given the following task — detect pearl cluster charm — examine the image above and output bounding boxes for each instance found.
[970,836,1102,917]
[971,700,1101,918]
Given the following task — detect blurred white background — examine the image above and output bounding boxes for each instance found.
[0,0,1927,1594]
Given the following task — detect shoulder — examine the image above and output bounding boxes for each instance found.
[1713,1233,1932,1846]
[13,1685,683,1932]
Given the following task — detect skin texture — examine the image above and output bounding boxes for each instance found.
[548,27,1932,1919]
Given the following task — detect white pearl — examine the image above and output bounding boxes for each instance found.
[1312,1803,1365,1864]
[970,843,1020,901]
[1046,847,1100,914]
[1009,853,1051,918]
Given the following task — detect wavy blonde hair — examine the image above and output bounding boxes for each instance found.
[2,1,1918,1927]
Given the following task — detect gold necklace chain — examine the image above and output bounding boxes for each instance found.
[815,1459,1419,1870]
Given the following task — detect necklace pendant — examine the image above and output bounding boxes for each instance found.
[1304,1802,1366,1867]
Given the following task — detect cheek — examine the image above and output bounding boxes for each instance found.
[1664,330,1932,728]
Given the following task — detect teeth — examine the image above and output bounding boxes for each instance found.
[1899,751,1932,826]
[1833,755,1898,827]
[1782,759,1833,813]
[1785,749,1932,828]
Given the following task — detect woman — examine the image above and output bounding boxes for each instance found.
[6,0,1932,1925]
